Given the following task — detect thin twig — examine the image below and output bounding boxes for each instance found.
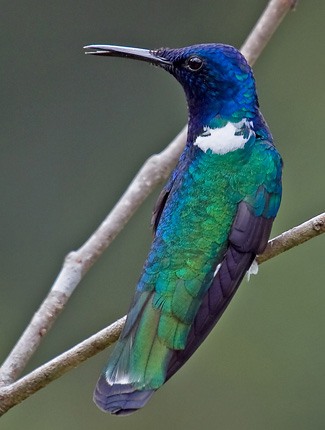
[241,0,298,64]
[0,0,299,412]
[0,211,323,416]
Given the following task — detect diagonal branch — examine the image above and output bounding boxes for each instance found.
[0,317,126,415]
[256,212,325,264]
[0,0,299,411]
[0,211,323,416]
[241,0,298,64]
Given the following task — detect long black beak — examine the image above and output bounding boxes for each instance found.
[83,44,171,66]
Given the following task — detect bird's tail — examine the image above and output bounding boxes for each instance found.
[94,374,155,416]
[93,291,173,415]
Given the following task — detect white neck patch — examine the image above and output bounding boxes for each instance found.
[194,119,255,155]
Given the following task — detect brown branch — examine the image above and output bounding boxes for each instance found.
[0,0,299,416]
[241,0,298,65]
[0,317,126,415]
[257,212,325,264]
[0,210,323,416]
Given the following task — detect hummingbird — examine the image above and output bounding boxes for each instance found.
[84,43,282,415]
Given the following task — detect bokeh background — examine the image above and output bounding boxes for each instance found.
[1,0,324,429]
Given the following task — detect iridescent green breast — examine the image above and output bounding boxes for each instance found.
[136,136,281,352]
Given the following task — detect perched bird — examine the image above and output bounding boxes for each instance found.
[84,43,282,415]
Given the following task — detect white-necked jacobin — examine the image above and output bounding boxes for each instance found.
[84,43,282,415]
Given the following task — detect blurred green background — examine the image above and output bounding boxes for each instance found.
[1,0,324,429]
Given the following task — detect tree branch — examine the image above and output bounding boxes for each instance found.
[0,317,126,415]
[1,211,323,416]
[0,0,300,415]
[241,0,298,65]
[257,212,325,264]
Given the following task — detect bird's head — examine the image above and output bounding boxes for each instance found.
[84,43,258,137]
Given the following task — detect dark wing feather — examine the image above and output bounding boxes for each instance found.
[166,200,274,380]
[151,187,170,233]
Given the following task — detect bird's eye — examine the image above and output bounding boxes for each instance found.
[186,56,203,71]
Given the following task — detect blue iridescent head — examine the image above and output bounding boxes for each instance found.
[84,43,258,136]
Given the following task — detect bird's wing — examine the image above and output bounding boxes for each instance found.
[151,186,171,233]
[166,183,281,379]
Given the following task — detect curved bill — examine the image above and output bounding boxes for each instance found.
[83,44,171,66]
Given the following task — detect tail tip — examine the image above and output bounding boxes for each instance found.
[93,374,155,415]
